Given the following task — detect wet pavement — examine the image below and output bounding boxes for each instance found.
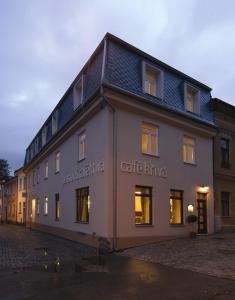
[1,225,235,299]
[121,233,235,280]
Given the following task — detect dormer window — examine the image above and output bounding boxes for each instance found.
[35,137,39,154]
[184,84,200,115]
[73,75,84,111]
[143,62,163,98]
[42,126,47,147]
[52,110,59,135]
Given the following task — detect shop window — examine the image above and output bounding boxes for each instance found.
[135,186,152,225]
[221,191,230,217]
[183,136,195,164]
[76,187,89,223]
[44,196,48,215]
[141,123,159,156]
[170,190,183,225]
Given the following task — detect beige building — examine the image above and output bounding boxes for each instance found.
[3,176,18,223]
[213,98,235,230]
[24,34,216,249]
[15,168,26,224]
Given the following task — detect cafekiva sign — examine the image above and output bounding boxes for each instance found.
[120,160,167,178]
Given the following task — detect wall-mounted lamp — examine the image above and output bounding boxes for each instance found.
[188,204,194,213]
[198,185,209,193]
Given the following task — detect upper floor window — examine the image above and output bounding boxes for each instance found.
[44,161,48,179]
[143,62,163,98]
[55,151,60,173]
[141,123,159,156]
[73,76,84,111]
[35,137,39,154]
[183,136,195,164]
[55,193,60,221]
[170,190,183,225]
[44,196,48,215]
[52,110,59,135]
[184,84,200,115]
[78,132,86,161]
[221,138,230,167]
[42,126,47,147]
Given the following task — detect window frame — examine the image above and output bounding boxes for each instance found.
[135,185,152,226]
[75,187,89,224]
[183,135,196,165]
[44,196,48,216]
[184,83,200,115]
[55,151,60,174]
[73,75,85,111]
[78,132,86,161]
[141,123,159,156]
[55,193,60,221]
[42,126,47,147]
[142,62,164,99]
[221,191,230,217]
[220,138,230,168]
[44,161,49,179]
[169,189,184,225]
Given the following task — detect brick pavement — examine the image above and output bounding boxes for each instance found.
[0,224,96,270]
[121,233,235,280]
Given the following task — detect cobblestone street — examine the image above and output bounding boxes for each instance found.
[122,233,235,280]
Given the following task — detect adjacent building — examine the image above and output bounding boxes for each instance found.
[213,98,235,231]
[15,168,27,224]
[24,33,216,249]
[3,176,18,223]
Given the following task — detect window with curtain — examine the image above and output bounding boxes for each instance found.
[135,186,152,225]
[76,187,89,223]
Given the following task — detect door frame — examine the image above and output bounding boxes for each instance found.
[196,193,208,234]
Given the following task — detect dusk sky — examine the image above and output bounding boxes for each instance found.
[1,0,235,173]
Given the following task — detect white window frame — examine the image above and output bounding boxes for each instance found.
[44,196,48,216]
[142,61,164,99]
[52,110,59,135]
[73,75,85,111]
[141,123,159,156]
[55,151,60,173]
[78,132,86,161]
[42,126,47,147]
[44,161,48,179]
[183,135,196,164]
[184,83,200,115]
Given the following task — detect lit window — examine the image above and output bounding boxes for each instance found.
[183,136,195,164]
[76,187,89,223]
[44,196,48,215]
[221,192,230,217]
[143,62,163,98]
[44,161,48,179]
[42,126,47,147]
[135,186,152,225]
[184,84,200,115]
[55,151,60,173]
[55,193,60,220]
[220,138,230,167]
[73,76,84,110]
[52,110,59,135]
[79,133,86,161]
[170,190,183,225]
[141,123,158,156]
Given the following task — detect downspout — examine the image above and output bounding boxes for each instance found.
[100,37,118,250]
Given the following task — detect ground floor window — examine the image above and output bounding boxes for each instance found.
[221,191,230,217]
[44,196,48,215]
[135,186,152,225]
[170,190,183,225]
[76,187,89,223]
[55,193,60,220]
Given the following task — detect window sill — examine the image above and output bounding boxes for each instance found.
[75,221,89,224]
[135,224,153,227]
[142,153,159,158]
[183,161,197,167]
[55,171,60,175]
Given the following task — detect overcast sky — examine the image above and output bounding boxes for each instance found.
[0,0,235,173]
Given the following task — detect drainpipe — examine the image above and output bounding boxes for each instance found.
[100,37,118,250]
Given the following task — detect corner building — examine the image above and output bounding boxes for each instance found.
[24,33,216,249]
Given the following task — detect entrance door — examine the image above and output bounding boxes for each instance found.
[197,193,207,234]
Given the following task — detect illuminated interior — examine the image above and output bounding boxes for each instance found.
[135,186,151,225]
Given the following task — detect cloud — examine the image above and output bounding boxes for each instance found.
[0,0,235,171]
